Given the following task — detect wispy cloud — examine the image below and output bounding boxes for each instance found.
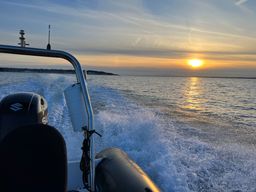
[235,0,248,5]
[1,0,256,75]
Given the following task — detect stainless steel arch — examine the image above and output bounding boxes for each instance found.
[0,44,95,191]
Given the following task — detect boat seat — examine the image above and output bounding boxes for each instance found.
[0,124,67,192]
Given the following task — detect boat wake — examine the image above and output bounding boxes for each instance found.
[1,72,256,192]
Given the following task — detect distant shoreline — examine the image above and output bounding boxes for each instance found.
[0,67,119,76]
[130,75,256,80]
[0,67,255,79]
[179,76,256,80]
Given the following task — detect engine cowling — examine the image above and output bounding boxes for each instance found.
[0,92,48,141]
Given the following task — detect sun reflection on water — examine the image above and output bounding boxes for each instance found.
[183,77,205,111]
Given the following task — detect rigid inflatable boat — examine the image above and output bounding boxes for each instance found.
[0,44,160,192]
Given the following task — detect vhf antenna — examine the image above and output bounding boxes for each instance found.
[47,25,51,50]
[18,30,29,47]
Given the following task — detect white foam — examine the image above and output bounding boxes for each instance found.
[1,73,256,191]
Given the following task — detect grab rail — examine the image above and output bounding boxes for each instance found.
[0,44,95,191]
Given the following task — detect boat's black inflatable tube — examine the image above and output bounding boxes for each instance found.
[95,148,160,192]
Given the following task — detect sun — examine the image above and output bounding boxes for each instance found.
[187,59,203,68]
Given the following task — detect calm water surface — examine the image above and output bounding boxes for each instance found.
[91,76,256,131]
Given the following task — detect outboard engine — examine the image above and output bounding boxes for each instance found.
[0,92,48,141]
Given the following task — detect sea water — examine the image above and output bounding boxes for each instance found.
[0,72,255,192]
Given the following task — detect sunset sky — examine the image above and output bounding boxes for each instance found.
[0,0,256,77]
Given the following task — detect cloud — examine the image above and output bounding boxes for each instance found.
[235,0,248,5]
[3,0,256,47]
[1,0,256,76]
[71,46,256,63]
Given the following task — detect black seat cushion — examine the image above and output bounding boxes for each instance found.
[0,124,67,192]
